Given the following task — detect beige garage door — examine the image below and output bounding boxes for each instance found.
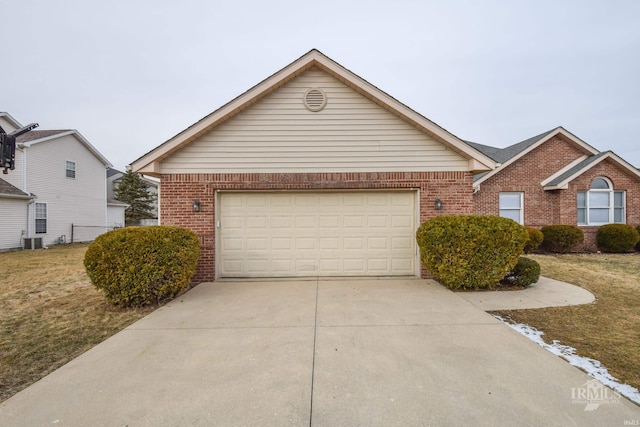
[218,191,416,278]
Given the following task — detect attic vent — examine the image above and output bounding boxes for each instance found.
[303,88,327,112]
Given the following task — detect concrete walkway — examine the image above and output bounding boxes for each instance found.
[458,276,596,310]
[0,278,637,426]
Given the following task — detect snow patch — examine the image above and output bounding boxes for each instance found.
[494,315,640,405]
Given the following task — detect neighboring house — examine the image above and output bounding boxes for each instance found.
[107,167,158,226]
[0,112,113,247]
[131,50,639,281]
[131,49,496,281]
[471,127,640,251]
[0,178,32,251]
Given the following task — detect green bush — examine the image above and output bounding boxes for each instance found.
[540,225,584,253]
[416,215,528,290]
[637,225,640,251]
[84,226,200,307]
[597,224,640,253]
[501,257,541,288]
[524,227,544,254]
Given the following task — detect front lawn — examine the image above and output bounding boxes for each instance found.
[0,244,153,402]
[493,253,640,391]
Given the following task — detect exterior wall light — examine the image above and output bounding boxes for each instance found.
[434,198,443,210]
[192,200,201,212]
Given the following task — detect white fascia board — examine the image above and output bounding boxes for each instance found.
[543,152,640,190]
[474,127,599,188]
[27,130,112,167]
[131,49,496,173]
[540,155,588,186]
[0,112,23,129]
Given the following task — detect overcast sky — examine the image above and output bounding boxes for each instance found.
[2,0,639,171]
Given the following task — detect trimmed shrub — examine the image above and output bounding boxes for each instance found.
[540,225,584,253]
[84,226,200,307]
[501,257,541,288]
[524,227,544,254]
[637,225,640,251]
[597,224,640,253]
[416,215,528,290]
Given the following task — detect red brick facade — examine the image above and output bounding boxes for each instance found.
[474,135,640,251]
[160,171,475,281]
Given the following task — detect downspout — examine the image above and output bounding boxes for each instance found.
[26,196,36,237]
[18,144,28,193]
[104,166,108,230]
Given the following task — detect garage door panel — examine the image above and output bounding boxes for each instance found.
[219,191,416,277]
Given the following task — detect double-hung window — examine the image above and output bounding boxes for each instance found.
[577,177,625,225]
[499,192,524,224]
[66,161,76,178]
[35,202,47,234]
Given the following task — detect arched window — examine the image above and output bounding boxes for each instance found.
[577,177,625,225]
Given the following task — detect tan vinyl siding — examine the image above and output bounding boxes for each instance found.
[161,69,469,173]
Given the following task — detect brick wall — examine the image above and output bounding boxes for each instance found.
[474,135,640,251]
[160,171,475,281]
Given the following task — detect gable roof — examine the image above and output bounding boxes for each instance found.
[543,151,640,190]
[0,177,32,199]
[473,127,599,186]
[0,112,22,130]
[131,49,496,175]
[17,130,112,167]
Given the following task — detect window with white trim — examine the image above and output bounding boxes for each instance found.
[499,192,524,224]
[577,177,625,225]
[66,161,76,178]
[35,202,47,234]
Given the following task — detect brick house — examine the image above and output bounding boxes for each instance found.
[470,127,640,250]
[131,49,496,281]
[131,50,639,281]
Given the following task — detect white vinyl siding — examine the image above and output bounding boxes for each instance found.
[0,198,28,250]
[162,69,469,174]
[219,191,417,278]
[499,192,523,224]
[25,135,107,245]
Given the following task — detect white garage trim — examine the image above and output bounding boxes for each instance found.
[215,190,418,278]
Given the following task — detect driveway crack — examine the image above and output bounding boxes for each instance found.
[309,276,319,427]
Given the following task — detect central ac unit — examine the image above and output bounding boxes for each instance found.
[23,237,43,250]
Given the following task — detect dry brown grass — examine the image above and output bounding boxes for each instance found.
[0,244,153,402]
[493,253,640,391]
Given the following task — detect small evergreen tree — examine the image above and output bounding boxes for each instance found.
[114,170,156,226]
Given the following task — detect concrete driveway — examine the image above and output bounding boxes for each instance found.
[1,278,638,426]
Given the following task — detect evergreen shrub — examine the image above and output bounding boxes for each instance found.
[524,227,544,254]
[501,257,541,288]
[416,215,528,290]
[540,225,584,253]
[84,226,200,307]
[596,224,640,253]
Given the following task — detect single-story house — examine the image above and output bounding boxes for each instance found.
[131,49,496,281]
[131,49,639,281]
[470,127,640,250]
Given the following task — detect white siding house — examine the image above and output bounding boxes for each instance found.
[0,178,32,251]
[107,167,158,226]
[1,113,113,247]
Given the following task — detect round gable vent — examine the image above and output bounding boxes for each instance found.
[303,88,327,112]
